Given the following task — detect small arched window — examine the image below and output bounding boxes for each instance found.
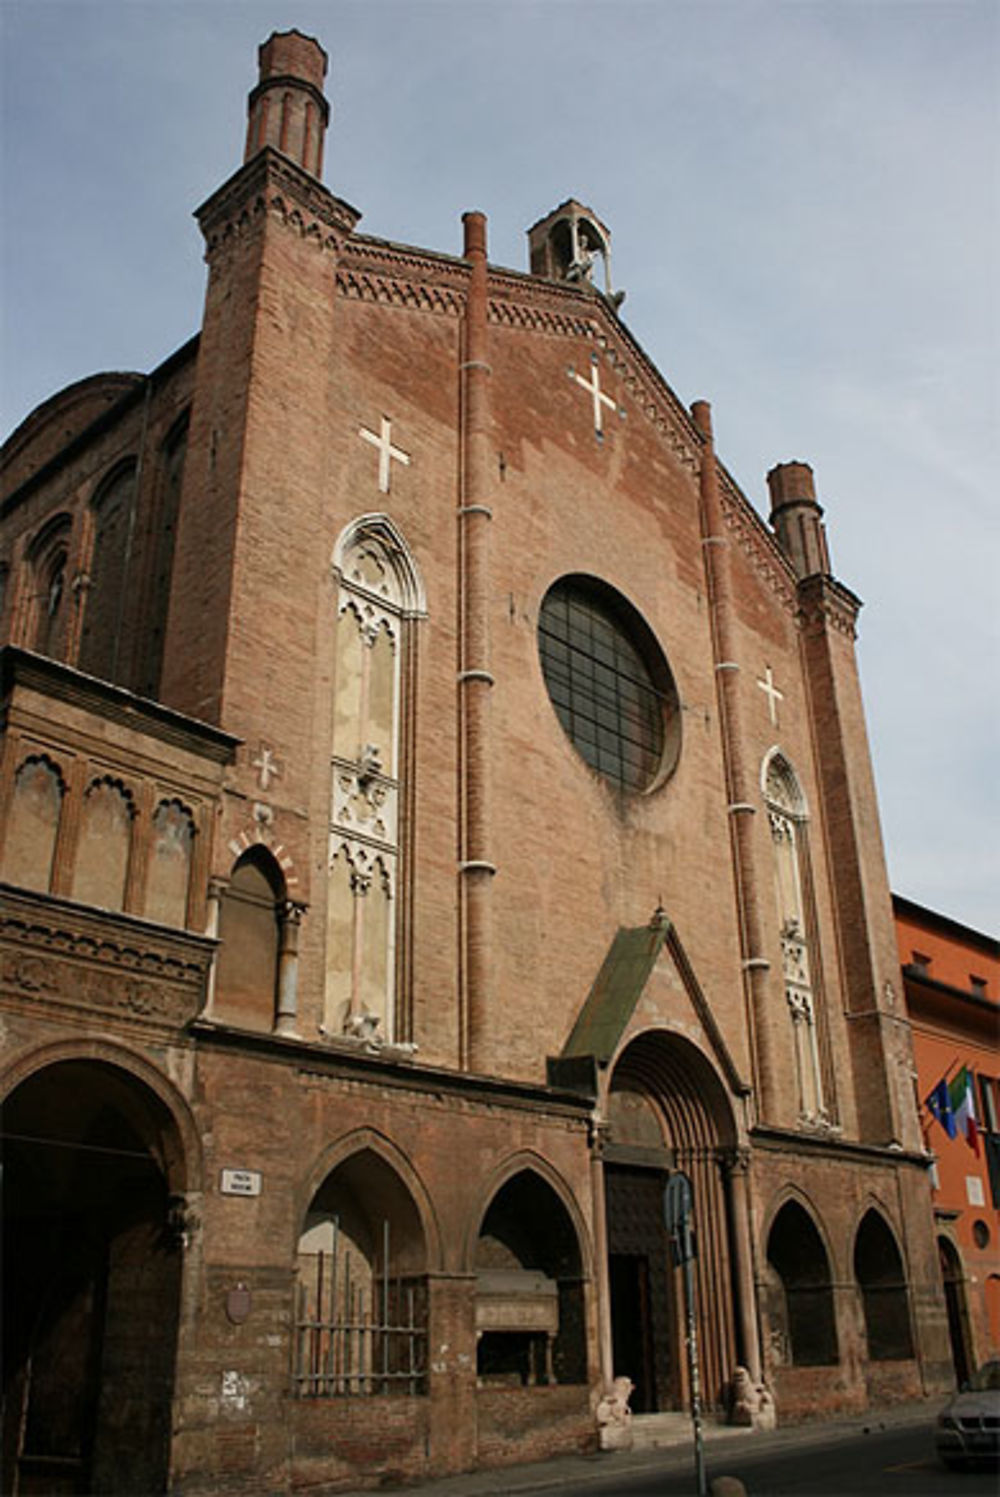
[27,517,73,661]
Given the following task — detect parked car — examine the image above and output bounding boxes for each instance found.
[935,1359,1000,1469]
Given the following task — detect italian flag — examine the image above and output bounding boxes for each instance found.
[948,1067,980,1156]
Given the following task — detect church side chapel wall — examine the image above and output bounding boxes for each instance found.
[0,353,196,701]
[0,669,220,936]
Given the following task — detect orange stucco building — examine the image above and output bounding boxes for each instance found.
[896,894,1000,1382]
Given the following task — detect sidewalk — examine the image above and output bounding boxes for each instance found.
[336,1399,938,1497]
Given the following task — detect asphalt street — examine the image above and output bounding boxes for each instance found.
[338,1403,997,1497]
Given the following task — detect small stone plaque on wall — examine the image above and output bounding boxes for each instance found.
[220,1168,262,1197]
[226,1284,252,1324]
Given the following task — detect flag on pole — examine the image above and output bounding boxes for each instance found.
[948,1067,980,1156]
[926,1077,956,1139]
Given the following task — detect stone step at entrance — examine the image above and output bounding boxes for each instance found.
[631,1412,698,1449]
[631,1412,740,1450]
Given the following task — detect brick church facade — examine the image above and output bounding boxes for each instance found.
[1,30,951,1494]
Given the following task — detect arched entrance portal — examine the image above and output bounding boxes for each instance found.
[2,1059,187,1495]
[604,1032,739,1413]
[939,1236,972,1387]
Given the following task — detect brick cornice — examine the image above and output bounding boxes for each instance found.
[717,466,799,614]
[750,1122,930,1169]
[336,265,465,317]
[797,573,862,639]
[196,148,360,261]
[335,235,468,315]
[191,1017,594,1120]
[1,647,239,764]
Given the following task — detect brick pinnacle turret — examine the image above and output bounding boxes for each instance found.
[244,29,330,179]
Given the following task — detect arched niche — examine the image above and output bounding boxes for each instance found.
[938,1235,973,1387]
[325,514,425,1045]
[295,1147,428,1397]
[765,1198,838,1367]
[146,799,195,927]
[761,748,830,1124]
[474,1166,587,1388]
[853,1209,914,1361]
[3,755,65,892]
[214,848,285,1031]
[72,777,134,911]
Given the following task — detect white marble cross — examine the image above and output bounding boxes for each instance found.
[359,415,410,493]
[757,665,784,726]
[572,357,617,438]
[253,745,281,791]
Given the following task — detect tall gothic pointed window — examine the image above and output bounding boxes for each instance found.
[325,518,424,1046]
[79,462,136,684]
[27,517,73,661]
[763,751,828,1123]
[137,417,187,698]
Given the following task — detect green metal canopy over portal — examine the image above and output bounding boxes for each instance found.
[561,917,670,1065]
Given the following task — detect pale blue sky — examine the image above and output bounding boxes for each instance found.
[2,0,997,933]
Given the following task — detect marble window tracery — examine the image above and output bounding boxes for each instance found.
[763,751,827,1124]
[325,518,423,1046]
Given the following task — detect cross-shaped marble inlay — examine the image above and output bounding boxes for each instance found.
[757,665,784,726]
[359,415,410,493]
[252,745,282,791]
[571,355,618,439]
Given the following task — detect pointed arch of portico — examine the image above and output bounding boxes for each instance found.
[761,1183,837,1268]
[850,1190,906,1253]
[0,1035,203,1195]
[296,1125,443,1270]
[461,1149,593,1278]
[852,1202,916,1362]
[763,1189,840,1368]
